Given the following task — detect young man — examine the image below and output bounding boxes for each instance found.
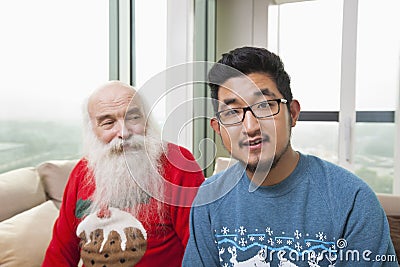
[42,81,205,266]
[183,47,397,266]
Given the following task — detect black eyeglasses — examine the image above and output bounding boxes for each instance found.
[216,99,288,126]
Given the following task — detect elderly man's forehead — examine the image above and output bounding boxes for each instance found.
[88,83,143,113]
[89,83,135,101]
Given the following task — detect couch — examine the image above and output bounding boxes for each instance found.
[0,159,78,267]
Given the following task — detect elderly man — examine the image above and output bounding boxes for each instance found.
[43,81,204,266]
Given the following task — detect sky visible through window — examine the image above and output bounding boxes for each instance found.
[0,0,109,121]
[280,0,400,193]
[0,0,109,173]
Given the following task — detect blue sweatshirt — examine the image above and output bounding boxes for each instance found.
[183,153,398,266]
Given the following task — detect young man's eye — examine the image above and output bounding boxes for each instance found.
[222,109,239,117]
[257,101,270,109]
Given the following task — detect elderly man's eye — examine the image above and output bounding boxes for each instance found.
[100,120,114,127]
[126,114,142,120]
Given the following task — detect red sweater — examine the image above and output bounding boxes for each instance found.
[42,143,205,267]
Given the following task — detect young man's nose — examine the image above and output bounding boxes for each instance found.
[241,109,260,135]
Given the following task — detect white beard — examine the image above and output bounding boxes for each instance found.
[83,124,165,218]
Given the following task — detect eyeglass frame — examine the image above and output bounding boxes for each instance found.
[215,98,288,126]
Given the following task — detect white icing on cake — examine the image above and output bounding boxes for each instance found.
[76,207,147,252]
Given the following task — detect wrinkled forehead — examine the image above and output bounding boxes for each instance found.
[127,93,144,110]
[88,85,143,117]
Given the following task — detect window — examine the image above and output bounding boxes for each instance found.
[131,0,195,152]
[291,122,339,164]
[277,0,343,112]
[353,0,399,193]
[271,0,400,193]
[0,0,109,173]
[134,0,167,127]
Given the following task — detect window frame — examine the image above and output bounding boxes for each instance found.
[267,0,400,194]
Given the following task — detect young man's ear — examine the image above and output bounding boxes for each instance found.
[210,118,221,135]
[289,99,301,127]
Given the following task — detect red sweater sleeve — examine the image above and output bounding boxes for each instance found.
[42,159,88,267]
[163,144,205,247]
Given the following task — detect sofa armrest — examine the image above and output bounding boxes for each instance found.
[376,193,400,216]
[376,193,400,261]
[0,200,59,266]
[0,167,46,222]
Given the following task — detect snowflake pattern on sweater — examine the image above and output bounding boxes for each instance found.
[215,225,338,267]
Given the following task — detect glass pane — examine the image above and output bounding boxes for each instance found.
[278,0,343,111]
[135,0,167,127]
[0,121,81,173]
[291,121,339,164]
[356,0,400,111]
[0,0,109,173]
[354,123,394,193]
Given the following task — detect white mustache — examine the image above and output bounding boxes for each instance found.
[109,136,146,155]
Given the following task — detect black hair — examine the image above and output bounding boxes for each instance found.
[208,46,292,112]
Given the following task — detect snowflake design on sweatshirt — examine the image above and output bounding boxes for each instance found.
[316,232,327,241]
[266,227,273,236]
[294,230,302,239]
[239,238,247,247]
[221,227,229,235]
[238,226,247,235]
[295,242,302,251]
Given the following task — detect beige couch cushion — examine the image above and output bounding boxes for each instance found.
[376,193,400,260]
[387,215,400,262]
[37,159,78,206]
[377,193,400,216]
[213,157,238,175]
[0,167,46,222]
[0,200,59,267]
